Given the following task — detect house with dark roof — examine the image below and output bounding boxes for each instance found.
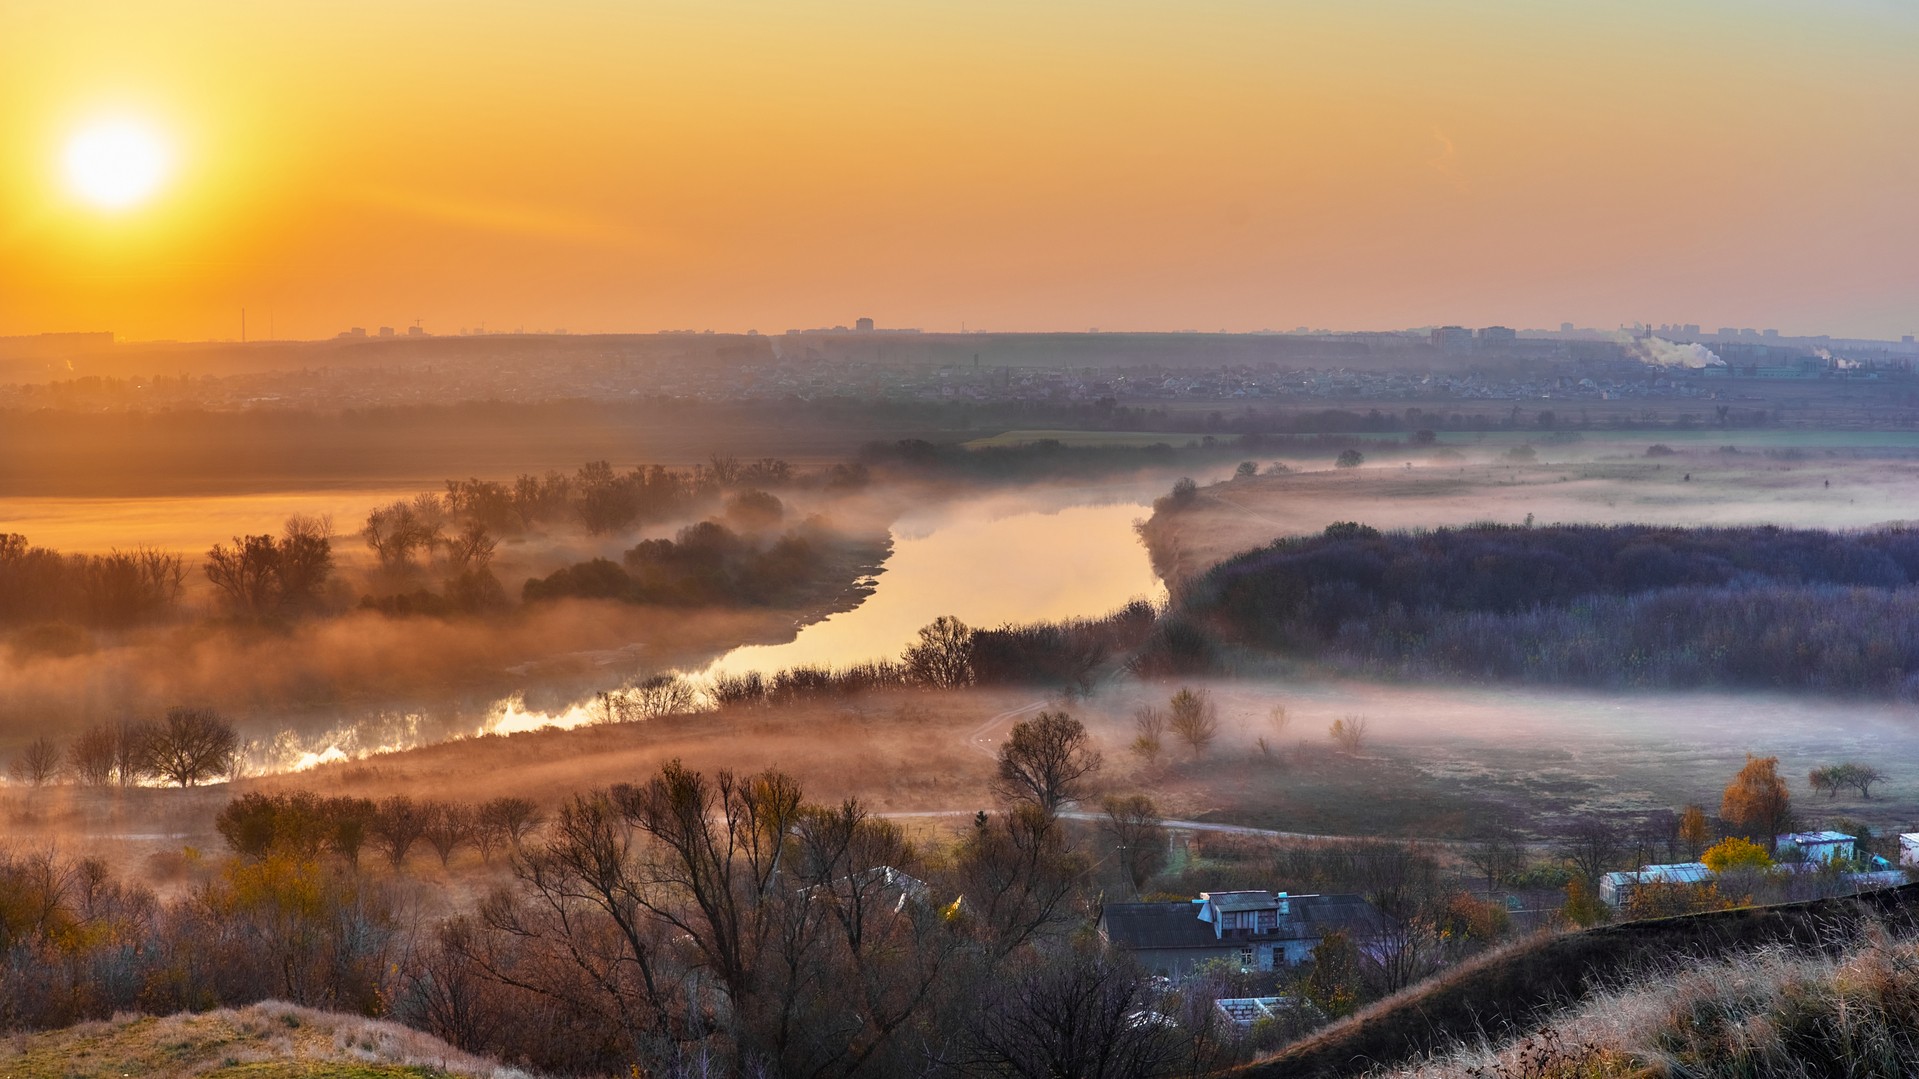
[1097,890,1385,977]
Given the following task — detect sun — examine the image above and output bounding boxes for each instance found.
[62,119,173,210]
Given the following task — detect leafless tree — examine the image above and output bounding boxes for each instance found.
[362,500,441,570]
[995,711,1103,816]
[477,796,544,857]
[373,794,430,867]
[444,520,499,573]
[112,720,155,787]
[1129,706,1166,766]
[423,801,477,867]
[9,736,63,787]
[68,724,119,787]
[1167,687,1218,758]
[1329,714,1371,753]
[145,708,236,787]
[902,615,975,689]
[1559,818,1624,885]
[966,947,1188,1079]
[204,535,282,617]
[277,515,334,611]
[1462,823,1525,892]
[1099,794,1166,896]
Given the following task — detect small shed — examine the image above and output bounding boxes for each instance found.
[1775,831,1855,865]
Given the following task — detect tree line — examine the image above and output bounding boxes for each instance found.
[1162,521,1919,695]
[7,708,239,788]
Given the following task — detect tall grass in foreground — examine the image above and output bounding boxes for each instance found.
[1395,924,1919,1078]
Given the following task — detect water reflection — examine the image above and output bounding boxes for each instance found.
[703,499,1166,678]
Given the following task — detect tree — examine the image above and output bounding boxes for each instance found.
[1558,818,1622,885]
[1463,823,1524,892]
[1129,706,1165,766]
[67,724,119,787]
[372,795,429,867]
[1679,804,1711,860]
[423,802,477,867]
[1813,762,1886,800]
[362,500,440,569]
[1702,836,1772,873]
[112,720,155,787]
[1167,688,1218,758]
[204,534,282,617]
[8,736,62,787]
[1848,763,1886,799]
[1234,461,1258,481]
[1328,715,1370,753]
[1304,931,1360,1019]
[476,796,543,857]
[967,946,1187,1079]
[903,616,975,689]
[1099,794,1166,896]
[995,711,1102,816]
[145,707,237,787]
[444,521,498,573]
[276,515,334,611]
[1809,764,1844,799]
[1335,449,1365,468]
[1722,754,1793,850]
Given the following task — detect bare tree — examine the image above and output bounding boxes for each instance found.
[967,947,1188,1079]
[145,708,237,787]
[112,720,155,787]
[1329,715,1370,753]
[1559,818,1624,885]
[1167,688,1218,758]
[995,711,1103,816]
[444,520,499,573]
[1099,794,1167,896]
[373,795,430,867]
[1463,823,1524,892]
[9,736,63,787]
[204,535,281,617]
[68,725,119,787]
[902,615,975,689]
[477,796,544,856]
[1129,705,1166,766]
[362,500,441,570]
[423,801,477,867]
[277,515,334,611]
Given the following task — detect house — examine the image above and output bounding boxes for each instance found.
[1599,862,1714,907]
[1775,831,1856,865]
[1900,833,1919,868]
[1098,890,1384,977]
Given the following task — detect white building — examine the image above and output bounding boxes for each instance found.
[1776,831,1856,865]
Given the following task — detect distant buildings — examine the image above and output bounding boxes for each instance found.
[856,317,875,332]
[1477,326,1517,347]
[1098,890,1384,976]
[1430,326,1475,353]
[1777,831,1856,865]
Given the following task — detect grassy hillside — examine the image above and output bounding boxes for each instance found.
[0,1002,529,1079]
[1238,882,1919,1078]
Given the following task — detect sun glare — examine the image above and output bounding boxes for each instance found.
[62,119,172,210]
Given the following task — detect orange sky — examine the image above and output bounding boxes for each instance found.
[2,1,1915,341]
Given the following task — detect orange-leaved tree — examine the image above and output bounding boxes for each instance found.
[1720,754,1792,851]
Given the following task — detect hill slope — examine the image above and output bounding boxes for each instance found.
[0,1002,531,1079]
[1238,882,1919,1078]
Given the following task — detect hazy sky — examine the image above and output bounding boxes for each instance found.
[2,1,1915,341]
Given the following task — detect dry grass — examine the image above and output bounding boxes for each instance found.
[0,1001,532,1079]
[1392,923,1919,1079]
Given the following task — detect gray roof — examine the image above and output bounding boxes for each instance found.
[1204,891,1285,912]
[1101,893,1384,951]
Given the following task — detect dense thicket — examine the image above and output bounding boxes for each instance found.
[0,534,184,629]
[1175,523,1919,695]
[522,519,884,607]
